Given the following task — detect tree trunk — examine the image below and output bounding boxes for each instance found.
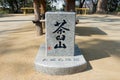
[33,0,43,35]
[65,0,75,12]
[92,4,97,13]
[40,0,46,28]
[96,0,108,14]
[14,0,19,13]
[79,0,85,14]
[79,0,85,8]
[91,0,98,13]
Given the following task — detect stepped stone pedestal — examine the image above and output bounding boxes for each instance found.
[35,12,87,75]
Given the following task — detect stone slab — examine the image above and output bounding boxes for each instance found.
[45,12,75,56]
[35,44,87,75]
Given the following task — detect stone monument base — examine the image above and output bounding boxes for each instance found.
[35,44,87,75]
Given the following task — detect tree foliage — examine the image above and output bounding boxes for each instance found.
[107,0,119,12]
[0,0,120,14]
[0,0,33,13]
[46,0,65,11]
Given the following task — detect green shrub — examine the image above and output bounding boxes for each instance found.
[116,6,120,12]
[0,9,9,15]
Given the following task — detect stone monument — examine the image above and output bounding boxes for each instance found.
[35,12,87,75]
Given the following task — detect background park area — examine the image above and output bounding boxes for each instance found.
[0,0,120,80]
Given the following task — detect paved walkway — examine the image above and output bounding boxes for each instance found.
[0,14,120,80]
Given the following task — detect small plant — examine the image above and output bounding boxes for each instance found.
[0,9,9,15]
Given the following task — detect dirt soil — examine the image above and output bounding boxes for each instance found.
[0,14,120,80]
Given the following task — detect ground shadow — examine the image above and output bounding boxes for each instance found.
[0,20,32,22]
[0,24,34,35]
[75,24,119,72]
[77,39,120,61]
[0,14,15,18]
[77,15,120,22]
[76,38,120,72]
[75,27,107,36]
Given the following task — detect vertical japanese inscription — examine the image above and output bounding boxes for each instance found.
[46,12,75,56]
[53,20,70,49]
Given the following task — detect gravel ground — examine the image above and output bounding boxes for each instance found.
[0,14,120,80]
[0,15,34,38]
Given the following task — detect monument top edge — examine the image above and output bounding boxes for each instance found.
[46,12,76,14]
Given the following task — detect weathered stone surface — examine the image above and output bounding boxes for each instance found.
[46,12,75,56]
